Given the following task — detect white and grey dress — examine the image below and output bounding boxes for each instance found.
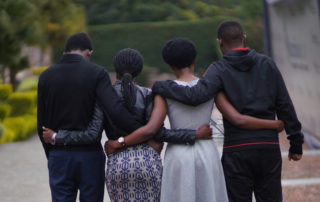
[160,79,228,202]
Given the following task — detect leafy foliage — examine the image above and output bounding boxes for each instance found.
[75,0,262,25]
[16,76,39,92]
[0,0,87,90]
[7,91,37,116]
[1,114,37,142]
[0,84,12,101]
[88,18,226,75]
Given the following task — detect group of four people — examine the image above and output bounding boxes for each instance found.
[37,20,304,202]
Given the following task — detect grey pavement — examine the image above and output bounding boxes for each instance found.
[0,135,111,202]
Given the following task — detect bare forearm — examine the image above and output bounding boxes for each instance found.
[124,126,157,146]
[236,116,279,130]
[123,95,167,146]
[216,92,281,130]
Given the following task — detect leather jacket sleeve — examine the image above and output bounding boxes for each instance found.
[55,103,104,145]
[146,92,196,145]
[153,127,196,145]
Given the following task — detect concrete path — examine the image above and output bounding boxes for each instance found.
[1,118,318,202]
[0,135,111,202]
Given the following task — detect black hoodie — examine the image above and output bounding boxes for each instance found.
[152,49,303,153]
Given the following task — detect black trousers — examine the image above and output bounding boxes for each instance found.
[221,148,282,202]
[48,150,106,202]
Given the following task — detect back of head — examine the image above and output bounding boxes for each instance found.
[64,32,93,52]
[113,48,143,78]
[162,38,197,69]
[113,48,144,112]
[217,20,244,46]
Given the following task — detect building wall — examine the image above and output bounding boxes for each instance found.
[267,0,320,138]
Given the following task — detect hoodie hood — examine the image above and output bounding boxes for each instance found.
[222,49,256,72]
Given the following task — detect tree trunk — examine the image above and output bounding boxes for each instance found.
[9,69,17,91]
[0,65,4,84]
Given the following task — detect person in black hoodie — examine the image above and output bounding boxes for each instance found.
[152,20,304,202]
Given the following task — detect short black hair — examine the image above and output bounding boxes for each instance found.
[217,20,244,45]
[113,48,143,78]
[64,32,93,52]
[162,38,197,69]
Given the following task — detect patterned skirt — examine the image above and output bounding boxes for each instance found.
[106,143,162,202]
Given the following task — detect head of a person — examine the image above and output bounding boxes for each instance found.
[64,32,93,60]
[217,20,246,54]
[113,48,144,112]
[113,48,143,80]
[162,37,197,75]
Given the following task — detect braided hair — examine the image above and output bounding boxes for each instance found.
[113,48,143,112]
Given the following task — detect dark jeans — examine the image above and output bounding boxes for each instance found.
[222,148,282,202]
[48,150,106,202]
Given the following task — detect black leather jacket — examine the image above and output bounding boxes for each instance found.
[56,80,196,145]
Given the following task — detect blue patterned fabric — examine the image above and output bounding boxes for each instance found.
[106,143,162,202]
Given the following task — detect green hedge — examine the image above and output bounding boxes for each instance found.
[0,104,11,120]
[17,76,39,92]
[0,114,37,143]
[7,91,37,116]
[87,18,226,74]
[0,122,4,139]
[30,66,48,76]
[0,84,13,101]
[0,83,38,144]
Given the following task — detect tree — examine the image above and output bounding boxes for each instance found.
[37,0,87,52]
[0,0,87,90]
[0,0,39,90]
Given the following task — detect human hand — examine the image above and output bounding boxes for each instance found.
[147,139,163,155]
[104,140,122,156]
[42,126,55,143]
[276,120,285,132]
[195,124,213,139]
[288,152,302,161]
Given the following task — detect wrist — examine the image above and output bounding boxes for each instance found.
[195,130,200,139]
[51,133,57,145]
[289,144,303,155]
[117,137,125,147]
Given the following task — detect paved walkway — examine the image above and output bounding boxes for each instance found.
[0,135,111,202]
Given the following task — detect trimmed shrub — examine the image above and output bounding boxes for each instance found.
[0,104,11,120]
[17,76,39,92]
[1,114,37,142]
[87,18,225,75]
[7,91,37,116]
[0,122,4,139]
[31,66,48,76]
[0,84,13,101]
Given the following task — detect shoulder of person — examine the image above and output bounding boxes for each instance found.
[206,61,225,74]
[38,64,56,81]
[254,52,275,65]
[136,84,152,98]
[85,60,106,72]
